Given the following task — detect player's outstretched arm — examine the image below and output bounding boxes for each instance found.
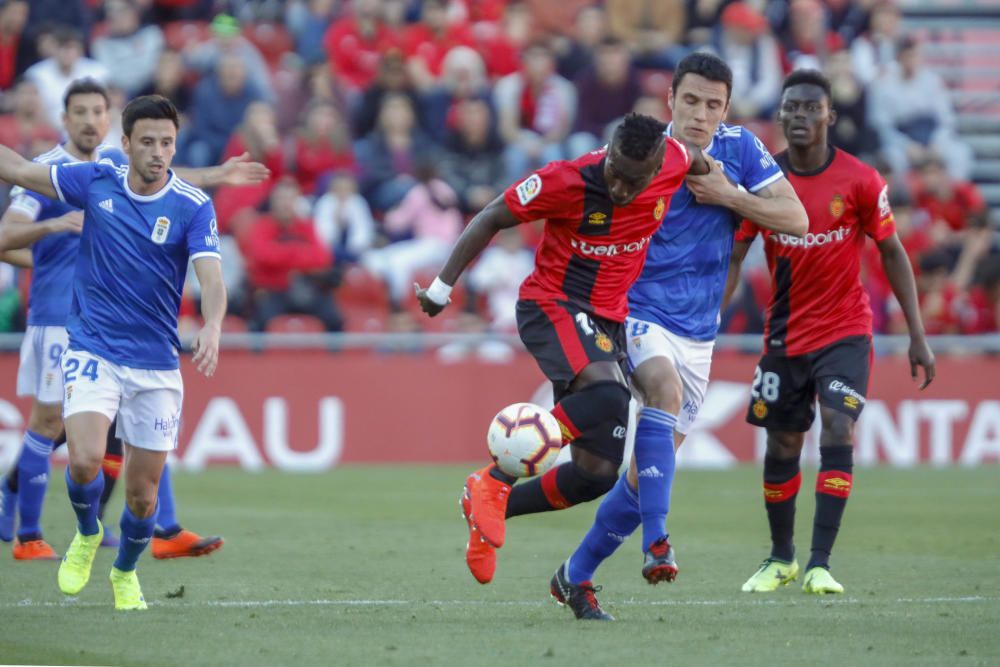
[192,256,227,377]
[877,232,935,389]
[175,152,271,188]
[0,209,83,253]
[687,165,808,238]
[0,248,33,268]
[721,239,753,312]
[414,194,520,316]
[0,144,58,200]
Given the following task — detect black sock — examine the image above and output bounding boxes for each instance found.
[809,445,854,570]
[763,455,801,562]
[98,432,124,519]
[506,462,616,518]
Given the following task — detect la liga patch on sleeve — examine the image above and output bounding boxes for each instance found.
[516,173,542,205]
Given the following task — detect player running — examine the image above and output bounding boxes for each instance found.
[416,113,710,617]
[0,94,227,609]
[551,52,808,619]
[0,79,263,562]
[726,70,935,595]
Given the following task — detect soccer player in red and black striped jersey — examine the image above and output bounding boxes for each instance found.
[724,70,936,595]
[416,114,709,613]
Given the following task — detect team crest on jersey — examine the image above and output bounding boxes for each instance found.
[653,197,666,221]
[588,211,607,225]
[152,216,171,244]
[829,194,845,219]
[515,174,542,205]
[753,399,768,419]
[594,332,613,353]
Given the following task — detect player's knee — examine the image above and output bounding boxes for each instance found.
[765,431,803,459]
[27,410,63,441]
[642,378,682,414]
[67,457,102,485]
[820,411,855,445]
[125,488,157,519]
[567,462,618,503]
[580,380,631,423]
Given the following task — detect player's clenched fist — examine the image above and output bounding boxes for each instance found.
[414,279,451,317]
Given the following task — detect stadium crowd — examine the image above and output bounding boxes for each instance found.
[0,0,996,336]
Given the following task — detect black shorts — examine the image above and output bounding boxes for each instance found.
[516,299,626,402]
[745,335,872,433]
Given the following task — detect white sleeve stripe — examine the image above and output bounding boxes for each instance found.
[190,251,222,262]
[747,171,784,193]
[49,165,66,203]
[7,199,41,220]
[174,189,207,207]
[173,180,209,203]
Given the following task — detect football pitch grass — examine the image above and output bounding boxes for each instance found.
[1,465,997,666]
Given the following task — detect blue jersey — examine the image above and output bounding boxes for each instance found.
[49,162,220,370]
[6,143,127,326]
[627,123,783,341]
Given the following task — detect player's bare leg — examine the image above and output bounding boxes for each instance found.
[9,401,62,560]
[742,431,804,592]
[59,412,111,595]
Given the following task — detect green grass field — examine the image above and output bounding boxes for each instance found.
[1,465,998,666]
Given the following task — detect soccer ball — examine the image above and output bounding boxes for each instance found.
[487,402,562,478]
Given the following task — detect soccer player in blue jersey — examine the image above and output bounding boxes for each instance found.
[0,94,226,609]
[550,53,809,619]
[0,80,263,562]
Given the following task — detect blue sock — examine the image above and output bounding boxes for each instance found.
[566,474,641,584]
[65,467,104,536]
[156,463,179,533]
[114,503,157,572]
[634,408,678,552]
[16,431,54,538]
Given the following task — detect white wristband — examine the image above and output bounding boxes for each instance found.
[426,277,453,306]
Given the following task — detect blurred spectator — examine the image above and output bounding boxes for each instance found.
[825,50,879,161]
[137,50,193,116]
[0,0,29,91]
[244,177,343,332]
[870,36,974,180]
[313,170,377,264]
[438,97,506,215]
[478,1,532,79]
[965,257,1000,333]
[183,13,274,102]
[493,41,576,182]
[213,101,284,232]
[0,79,59,156]
[287,0,338,65]
[606,0,686,70]
[779,0,843,72]
[851,0,903,86]
[467,227,534,331]
[551,4,607,81]
[824,0,870,44]
[351,48,422,138]
[354,91,437,210]
[24,27,108,127]
[632,93,669,122]
[24,0,92,42]
[323,0,399,94]
[92,0,164,96]
[147,0,215,23]
[361,161,463,311]
[181,53,264,167]
[685,0,729,46]
[420,45,490,143]
[293,99,355,195]
[403,0,475,90]
[710,2,781,120]
[567,37,641,158]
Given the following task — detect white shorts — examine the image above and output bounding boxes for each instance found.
[625,317,715,435]
[61,349,183,452]
[16,325,69,404]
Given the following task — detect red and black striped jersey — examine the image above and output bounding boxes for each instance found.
[736,148,896,356]
[503,139,691,322]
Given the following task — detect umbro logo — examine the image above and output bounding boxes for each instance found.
[637,466,664,478]
[99,199,114,213]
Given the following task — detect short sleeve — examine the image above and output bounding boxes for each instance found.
[6,186,47,221]
[186,201,222,261]
[735,219,759,243]
[857,171,896,241]
[50,162,97,209]
[502,161,579,224]
[740,130,784,193]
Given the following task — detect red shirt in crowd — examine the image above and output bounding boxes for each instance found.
[245,216,332,291]
[212,134,285,234]
[323,17,400,90]
[292,135,354,195]
[914,181,986,232]
[403,22,475,77]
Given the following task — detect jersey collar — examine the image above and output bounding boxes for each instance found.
[122,168,176,202]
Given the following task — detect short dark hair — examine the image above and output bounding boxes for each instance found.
[63,78,109,111]
[672,52,733,100]
[613,112,667,161]
[121,95,179,137]
[782,69,832,103]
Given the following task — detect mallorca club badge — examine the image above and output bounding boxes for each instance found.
[152,216,171,244]
[595,332,613,353]
[654,197,666,221]
[753,398,768,419]
[829,194,845,219]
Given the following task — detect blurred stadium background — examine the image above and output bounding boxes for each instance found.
[0,0,998,664]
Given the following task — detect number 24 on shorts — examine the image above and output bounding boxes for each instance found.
[751,366,780,402]
[65,357,99,382]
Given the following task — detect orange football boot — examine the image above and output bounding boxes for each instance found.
[151,529,224,559]
[461,489,496,584]
[465,464,511,548]
[13,537,59,560]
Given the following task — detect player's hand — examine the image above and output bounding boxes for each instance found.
[414,282,447,317]
[909,336,936,390]
[685,159,738,207]
[192,324,221,377]
[47,211,84,235]
[218,152,271,186]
